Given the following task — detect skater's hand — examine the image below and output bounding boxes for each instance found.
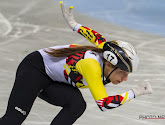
[132,81,152,97]
[60,1,78,30]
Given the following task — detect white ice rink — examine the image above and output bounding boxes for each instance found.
[0,0,165,125]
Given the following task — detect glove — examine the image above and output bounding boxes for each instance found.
[60,1,78,30]
[132,81,152,97]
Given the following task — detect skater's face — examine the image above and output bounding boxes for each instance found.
[104,61,129,85]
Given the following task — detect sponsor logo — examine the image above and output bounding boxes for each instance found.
[15,106,26,115]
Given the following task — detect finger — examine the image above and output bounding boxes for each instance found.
[60,1,67,13]
[69,6,74,15]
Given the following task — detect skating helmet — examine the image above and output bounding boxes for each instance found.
[103,40,139,72]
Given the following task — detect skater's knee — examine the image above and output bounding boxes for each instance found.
[68,94,87,117]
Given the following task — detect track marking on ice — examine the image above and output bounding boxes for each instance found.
[0,32,30,46]
[136,38,165,49]
[0,22,41,46]
[0,13,12,36]
[44,26,74,32]
[9,0,41,20]
[12,22,41,33]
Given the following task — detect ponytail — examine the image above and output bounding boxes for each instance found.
[44,45,103,57]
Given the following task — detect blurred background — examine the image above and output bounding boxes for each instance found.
[61,0,165,36]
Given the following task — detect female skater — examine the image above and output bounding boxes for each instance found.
[0,1,152,125]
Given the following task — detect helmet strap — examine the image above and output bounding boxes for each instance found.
[103,65,118,85]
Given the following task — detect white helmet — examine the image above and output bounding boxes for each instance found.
[103,40,139,72]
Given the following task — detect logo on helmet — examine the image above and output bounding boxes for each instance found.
[103,51,118,65]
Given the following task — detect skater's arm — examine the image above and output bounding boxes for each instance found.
[76,58,137,111]
[60,1,106,48]
[75,25,106,48]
